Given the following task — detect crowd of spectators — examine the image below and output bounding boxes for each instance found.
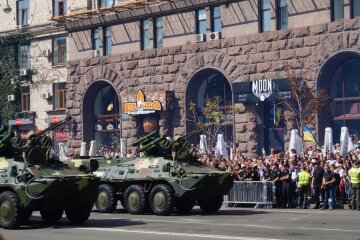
[195,144,360,210]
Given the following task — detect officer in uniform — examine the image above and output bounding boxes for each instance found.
[348,161,360,210]
[297,166,311,209]
[270,163,282,208]
[280,163,292,208]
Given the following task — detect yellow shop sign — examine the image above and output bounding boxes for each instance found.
[124,90,161,115]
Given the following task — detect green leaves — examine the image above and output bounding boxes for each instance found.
[0,33,32,125]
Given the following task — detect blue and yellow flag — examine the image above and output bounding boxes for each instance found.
[303,125,317,144]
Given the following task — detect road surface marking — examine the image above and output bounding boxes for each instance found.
[75,227,281,240]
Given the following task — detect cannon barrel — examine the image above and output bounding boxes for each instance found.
[139,135,166,152]
[28,116,71,141]
[132,131,158,147]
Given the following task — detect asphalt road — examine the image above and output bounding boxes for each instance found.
[1,207,359,240]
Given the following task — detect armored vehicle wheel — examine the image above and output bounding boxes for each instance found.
[95,184,117,213]
[23,209,33,222]
[65,203,93,224]
[175,198,196,214]
[0,191,24,229]
[40,209,63,224]
[149,184,174,216]
[198,195,223,213]
[124,185,146,214]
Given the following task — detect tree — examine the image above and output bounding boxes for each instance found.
[278,70,330,143]
[187,96,237,152]
[0,33,32,125]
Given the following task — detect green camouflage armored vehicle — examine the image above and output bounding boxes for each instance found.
[0,117,99,229]
[71,129,233,216]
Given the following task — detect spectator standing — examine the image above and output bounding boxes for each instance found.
[312,158,324,209]
[297,166,311,209]
[348,161,360,210]
[321,164,336,210]
[271,163,282,208]
[280,163,292,208]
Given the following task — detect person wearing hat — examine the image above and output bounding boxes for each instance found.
[297,165,311,209]
[311,158,324,209]
[280,163,293,208]
[348,161,360,210]
[270,163,282,208]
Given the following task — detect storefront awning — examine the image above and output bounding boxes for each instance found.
[45,115,67,124]
[8,118,34,126]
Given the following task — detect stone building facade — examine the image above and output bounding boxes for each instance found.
[63,0,360,156]
[0,0,67,151]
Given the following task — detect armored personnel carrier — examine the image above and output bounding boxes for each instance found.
[0,117,99,229]
[72,129,233,216]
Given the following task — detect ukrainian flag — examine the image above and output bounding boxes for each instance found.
[303,125,317,144]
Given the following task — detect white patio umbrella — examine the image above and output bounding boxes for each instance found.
[340,127,354,155]
[120,138,127,158]
[199,134,208,154]
[215,134,228,158]
[289,129,303,157]
[58,142,66,161]
[229,145,234,161]
[89,140,96,157]
[323,127,334,155]
[80,142,87,157]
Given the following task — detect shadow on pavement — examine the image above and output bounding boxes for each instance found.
[15,215,145,230]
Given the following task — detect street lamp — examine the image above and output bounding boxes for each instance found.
[2,0,12,14]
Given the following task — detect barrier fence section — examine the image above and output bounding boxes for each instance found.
[224,181,275,208]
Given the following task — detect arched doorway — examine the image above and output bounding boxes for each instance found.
[83,81,121,152]
[186,68,233,146]
[318,51,360,144]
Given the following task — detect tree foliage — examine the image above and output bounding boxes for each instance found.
[0,33,32,125]
[188,96,238,149]
[278,70,330,139]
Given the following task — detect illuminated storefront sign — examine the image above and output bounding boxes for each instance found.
[124,90,162,115]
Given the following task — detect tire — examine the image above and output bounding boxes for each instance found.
[65,203,93,224]
[198,195,223,213]
[40,209,63,224]
[175,198,196,214]
[95,184,117,213]
[0,191,24,229]
[124,185,147,214]
[149,184,174,216]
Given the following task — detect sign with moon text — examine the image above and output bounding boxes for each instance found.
[124,90,162,115]
[233,78,291,103]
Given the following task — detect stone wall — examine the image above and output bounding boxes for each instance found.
[66,18,360,156]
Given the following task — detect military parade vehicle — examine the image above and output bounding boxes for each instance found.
[71,129,234,216]
[0,117,99,229]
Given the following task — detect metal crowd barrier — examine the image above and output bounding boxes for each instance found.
[224,181,275,208]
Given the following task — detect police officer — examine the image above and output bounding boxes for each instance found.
[280,163,292,208]
[348,161,360,210]
[270,163,282,208]
[297,166,311,209]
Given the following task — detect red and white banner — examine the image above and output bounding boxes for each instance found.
[54,131,68,141]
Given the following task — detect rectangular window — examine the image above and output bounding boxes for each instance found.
[141,19,150,50]
[196,9,207,34]
[350,0,360,18]
[331,0,344,21]
[211,6,221,32]
[53,37,66,65]
[276,0,288,30]
[53,0,67,16]
[21,86,30,112]
[259,0,271,32]
[17,0,30,26]
[104,26,112,56]
[53,83,66,110]
[154,17,164,48]
[92,28,100,51]
[98,0,113,8]
[18,44,30,68]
